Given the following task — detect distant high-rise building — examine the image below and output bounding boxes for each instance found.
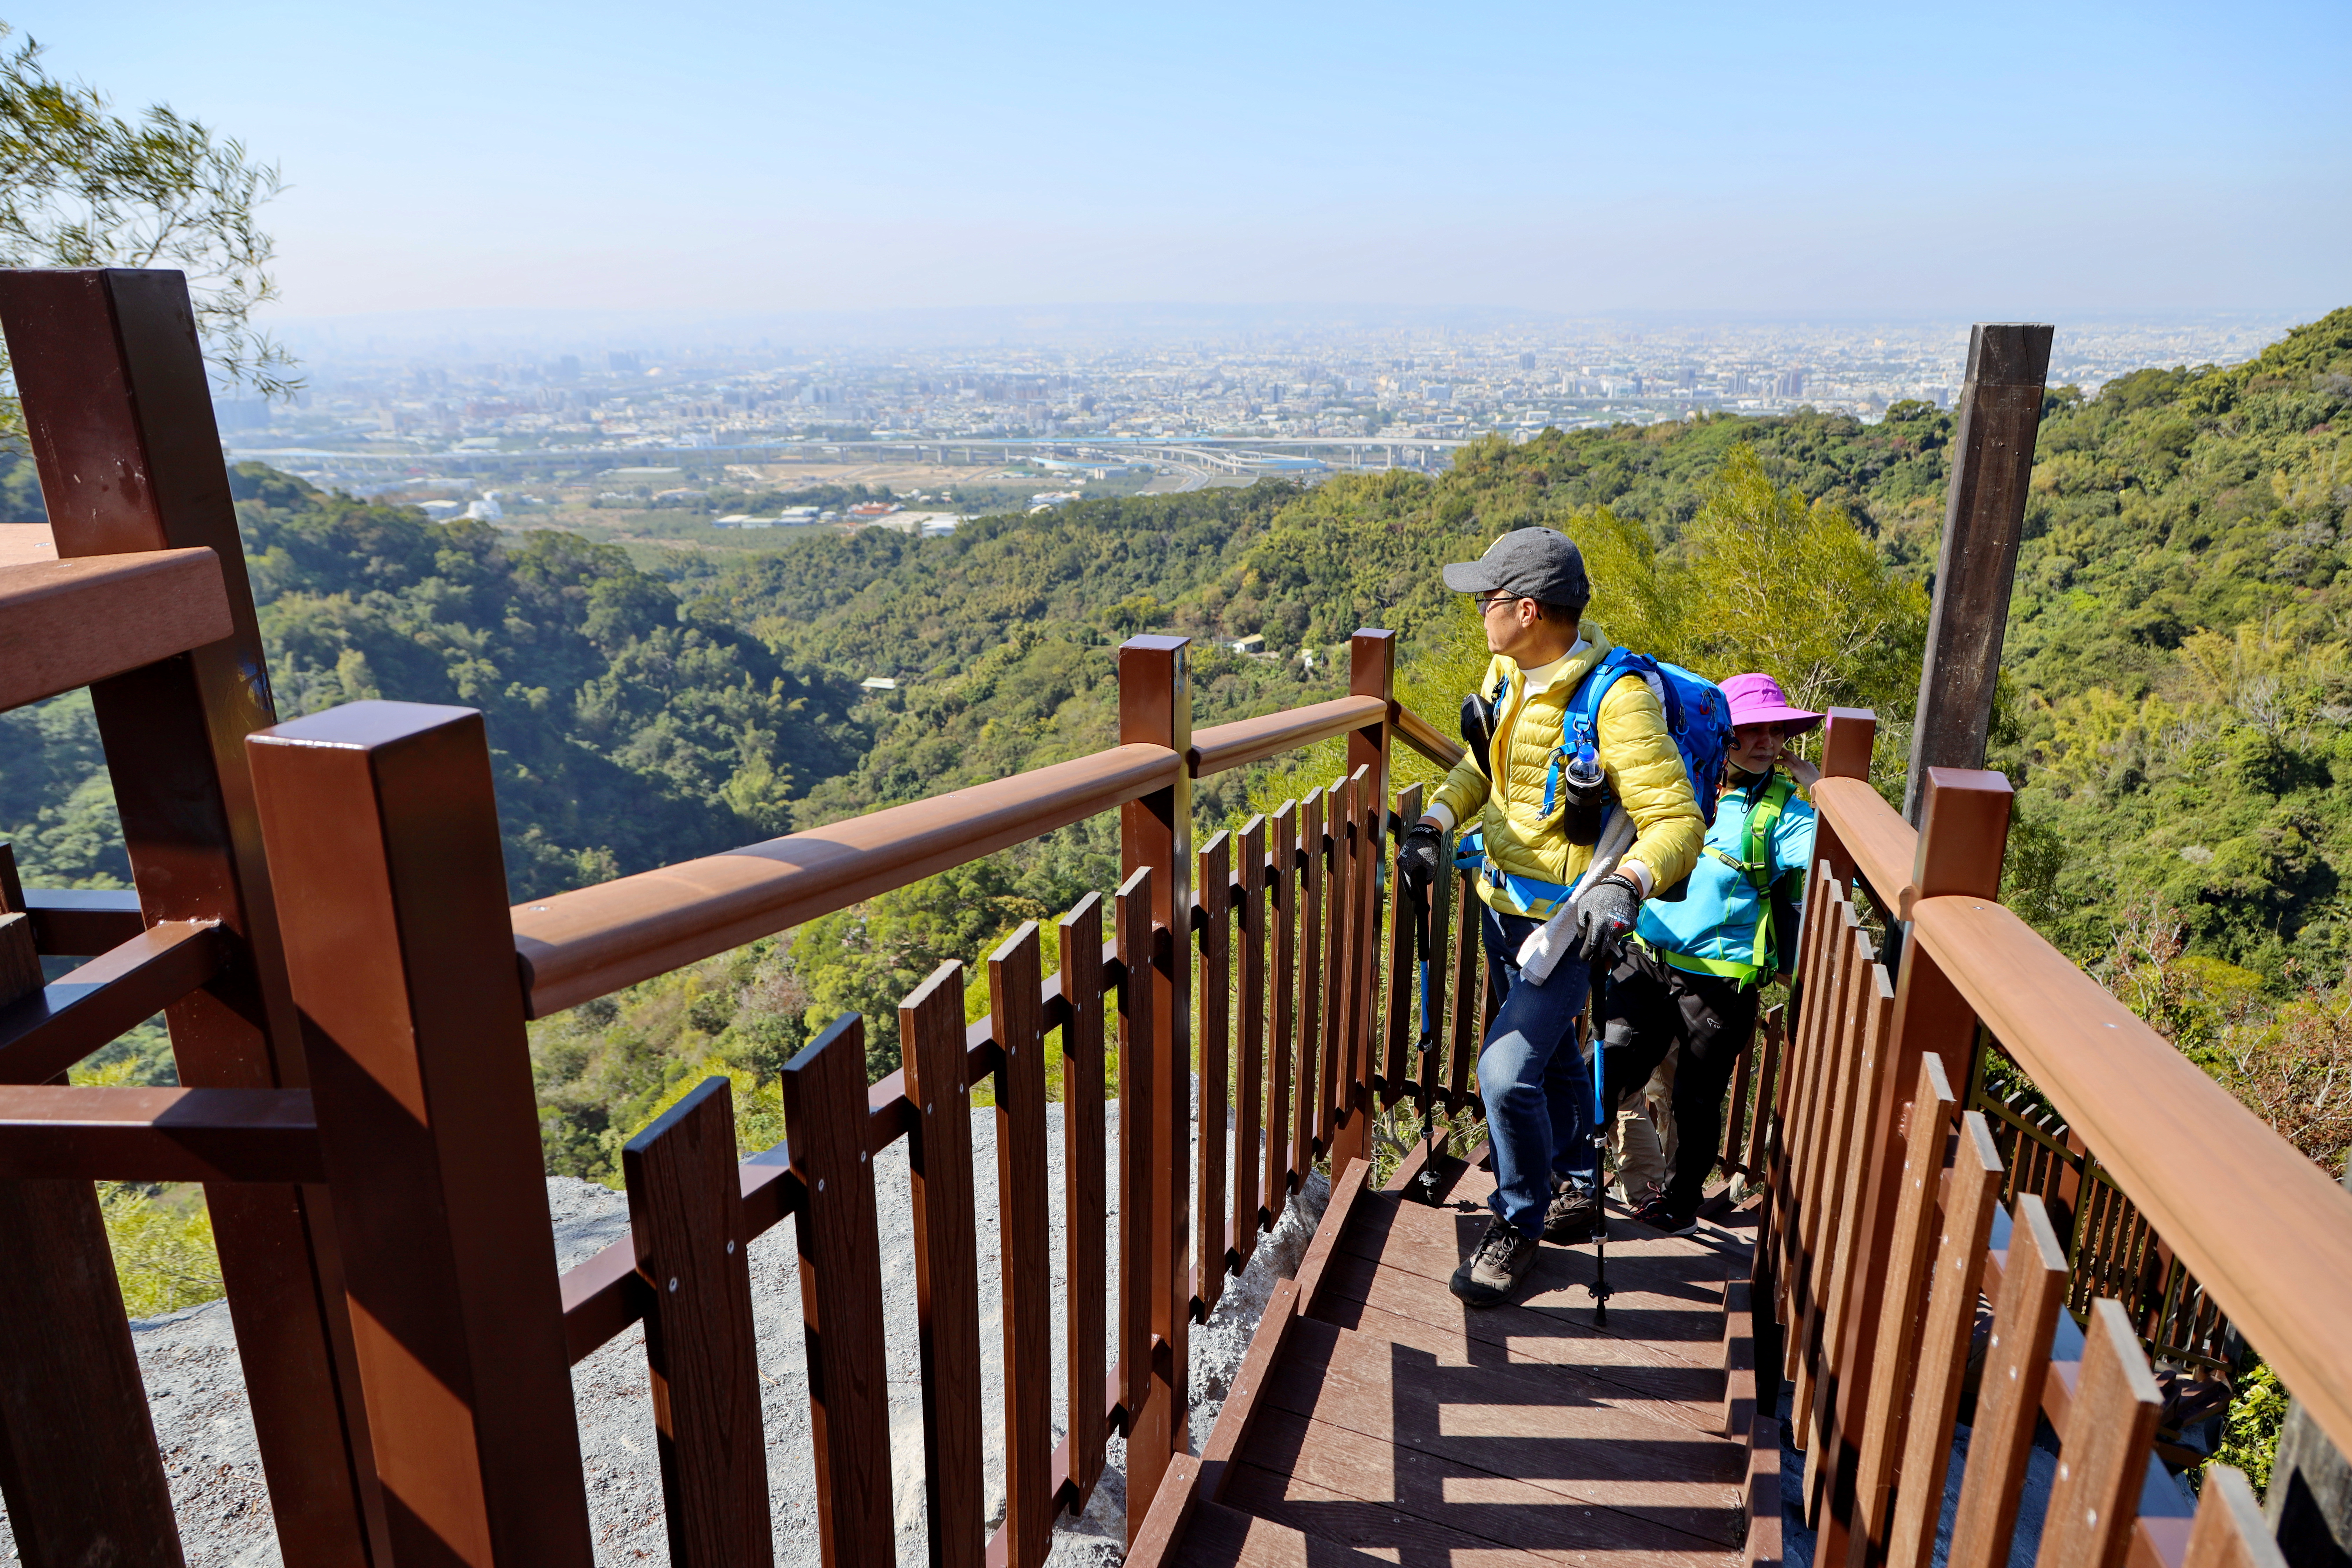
[1519,352,1536,370]
[609,351,641,374]
[556,355,580,380]
[1778,369,1808,399]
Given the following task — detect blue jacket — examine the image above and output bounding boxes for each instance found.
[1635,768,1818,984]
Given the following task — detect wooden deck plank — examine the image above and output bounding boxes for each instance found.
[1300,1269,1730,1435]
[1228,1408,1742,1565]
[1173,1080,1751,1568]
[1331,1193,1734,1366]
[1250,1320,1745,1541]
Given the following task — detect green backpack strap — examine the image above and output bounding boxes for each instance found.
[1698,773,1796,981]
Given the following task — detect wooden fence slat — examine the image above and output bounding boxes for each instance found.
[1196,833,1231,1316]
[625,1076,773,1568]
[1336,763,1379,1170]
[1948,1195,2070,1568]
[1802,962,1897,1492]
[1847,1053,1961,1550]
[1777,870,1846,1340]
[901,961,985,1568]
[1057,896,1109,1506]
[1445,866,1480,1104]
[2181,1465,2289,1568]
[1233,819,1267,1259]
[1112,867,1159,1491]
[1318,774,1354,1152]
[1777,863,1838,1228]
[1383,784,1424,1099]
[0,1178,184,1567]
[1884,1110,2004,1568]
[1295,787,1325,1166]
[2031,1299,2163,1568]
[1795,918,1880,1458]
[1786,896,1858,1396]
[781,1013,895,1568]
[1266,803,1298,1206]
[991,925,1055,1568]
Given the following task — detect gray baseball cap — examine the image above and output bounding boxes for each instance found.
[1441,527,1590,606]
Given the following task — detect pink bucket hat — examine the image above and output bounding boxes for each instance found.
[1719,672,1823,735]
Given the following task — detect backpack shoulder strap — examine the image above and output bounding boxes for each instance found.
[1740,774,1797,890]
[1563,647,1644,749]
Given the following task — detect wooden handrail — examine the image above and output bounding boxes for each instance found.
[1908,894,2352,1463]
[1389,701,1465,770]
[1808,775,1917,915]
[1185,695,1385,777]
[0,548,233,714]
[512,743,1181,1016]
[0,1085,323,1183]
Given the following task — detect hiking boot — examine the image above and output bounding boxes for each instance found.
[1542,1181,1603,1243]
[1633,1193,1700,1237]
[1450,1217,1540,1307]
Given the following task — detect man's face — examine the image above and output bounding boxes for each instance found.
[1731,721,1790,774]
[1477,591,1542,656]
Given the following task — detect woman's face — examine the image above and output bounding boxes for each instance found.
[1731,721,1790,775]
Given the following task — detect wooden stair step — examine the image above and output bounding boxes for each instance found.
[1170,1497,1409,1568]
[1240,1315,1749,1548]
[1332,1187,1737,1368]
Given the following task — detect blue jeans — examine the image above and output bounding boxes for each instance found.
[1476,904,1597,1238]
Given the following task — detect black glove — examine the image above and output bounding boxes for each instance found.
[1570,873,1642,962]
[1396,822,1444,898]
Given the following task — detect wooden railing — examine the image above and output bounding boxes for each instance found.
[1757,707,2352,1568]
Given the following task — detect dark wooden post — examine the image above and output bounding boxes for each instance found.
[247,701,593,1565]
[1903,324,2053,824]
[625,1076,773,1568]
[1813,766,2010,1567]
[0,266,385,1564]
[1329,629,1395,1174]
[1118,635,1191,1541]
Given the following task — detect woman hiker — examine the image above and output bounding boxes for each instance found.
[1596,671,1822,1237]
[1395,527,1704,1308]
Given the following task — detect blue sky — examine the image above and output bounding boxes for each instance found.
[17,0,2348,320]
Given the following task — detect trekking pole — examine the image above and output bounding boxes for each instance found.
[1588,954,1613,1328]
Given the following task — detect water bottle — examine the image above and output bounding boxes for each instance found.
[1558,742,1607,845]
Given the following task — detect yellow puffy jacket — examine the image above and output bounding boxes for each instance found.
[1427,627,1704,919]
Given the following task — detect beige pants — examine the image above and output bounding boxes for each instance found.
[1610,1045,1678,1204]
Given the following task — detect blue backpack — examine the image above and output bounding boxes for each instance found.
[1550,648,1736,843]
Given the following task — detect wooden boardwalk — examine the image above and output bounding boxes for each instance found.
[1143,1153,1779,1568]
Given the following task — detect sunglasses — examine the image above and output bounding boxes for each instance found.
[1475,592,1525,615]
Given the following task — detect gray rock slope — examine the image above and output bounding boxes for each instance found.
[0,1102,1327,1567]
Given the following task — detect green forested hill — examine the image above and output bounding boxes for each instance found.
[9,307,2348,1182]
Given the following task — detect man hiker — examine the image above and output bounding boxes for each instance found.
[1598,672,1821,1236]
[1396,527,1704,1308]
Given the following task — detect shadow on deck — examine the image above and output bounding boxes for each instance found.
[1135,1152,1783,1568]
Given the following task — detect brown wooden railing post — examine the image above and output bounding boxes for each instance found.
[246,701,593,1564]
[1814,765,2010,1564]
[624,1077,772,1568]
[1118,636,1191,1539]
[1,266,386,1564]
[1330,630,1395,1173]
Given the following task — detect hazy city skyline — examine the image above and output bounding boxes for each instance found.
[15,0,2346,323]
